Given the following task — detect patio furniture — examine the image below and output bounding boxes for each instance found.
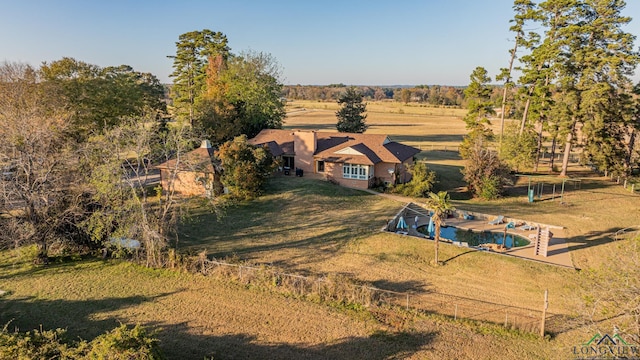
[488,215,504,225]
[505,221,516,229]
[519,224,537,231]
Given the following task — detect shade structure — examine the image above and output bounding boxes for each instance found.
[396,216,408,230]
[427,217,435,238]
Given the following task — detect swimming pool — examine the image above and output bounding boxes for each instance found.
[416,225,531,248]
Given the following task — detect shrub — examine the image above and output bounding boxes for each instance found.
[478,176,502,200]
[217,135,276,200]
[391,162,436,198]
[87,324,163,360]
[0,324,163,360]
[461,139,512,200]
[0,327,76,359]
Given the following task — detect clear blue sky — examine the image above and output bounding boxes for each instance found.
[2,0,639,86]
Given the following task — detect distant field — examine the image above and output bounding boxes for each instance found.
[285,99,517,150]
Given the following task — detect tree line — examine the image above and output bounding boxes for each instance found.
[460,0,640,199]
[282,84,486,107]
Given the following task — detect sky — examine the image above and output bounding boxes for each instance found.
[1,0,640,86]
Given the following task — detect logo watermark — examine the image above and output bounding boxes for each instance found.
[573,333,640,359]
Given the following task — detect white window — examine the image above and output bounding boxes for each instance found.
[343,163,371,180]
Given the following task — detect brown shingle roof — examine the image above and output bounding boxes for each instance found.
[261,141,285,157]
[314,133,418,164]
[156,146,217,173]
[249,129,420,165]
[247,129,295,156]
[382,142,421,162]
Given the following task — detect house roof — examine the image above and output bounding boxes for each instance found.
[249,129,420,165]
[261,141,285,157]
[155,143,218,173]
[248,129,295,156]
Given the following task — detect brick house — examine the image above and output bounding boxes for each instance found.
[155,140,222,197]
[248,129,421,189]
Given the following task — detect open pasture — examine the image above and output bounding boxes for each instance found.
[285,100,516,149]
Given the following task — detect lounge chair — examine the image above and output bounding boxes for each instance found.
[505,221,515,229]
[488,215,504,225]
[462,211,475,220]
[519,224,537,231]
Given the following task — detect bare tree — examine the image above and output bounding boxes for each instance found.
[0,62,76,260]
[82,116,200,267]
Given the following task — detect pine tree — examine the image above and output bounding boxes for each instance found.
[497,0,540,152]
[168,30,230,124]
[574,0,639,176]
[527,0,639,176]
[336,87,368,133]
[460,67,494,159]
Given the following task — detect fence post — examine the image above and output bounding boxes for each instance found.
[624,179,627,189]
[406,293,409,311]
[239,266,242,280]
[454,304,458,320]
[540,289,548,337]
[505,311,509,327]
[632,184,635,193]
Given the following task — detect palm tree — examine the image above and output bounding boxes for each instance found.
[427,191,455,265]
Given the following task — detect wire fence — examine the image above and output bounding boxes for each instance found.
[194,257,553,335]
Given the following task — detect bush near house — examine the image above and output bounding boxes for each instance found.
[391,162,436,197]
[217,135,277,200]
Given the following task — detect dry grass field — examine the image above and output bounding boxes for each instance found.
[3,100,638,359]
[285,99,514,149]
[1,250,557,359]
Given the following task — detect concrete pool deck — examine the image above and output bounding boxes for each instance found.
[388,201,574,269]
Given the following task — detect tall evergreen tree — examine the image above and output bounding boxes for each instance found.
[517,0,567,171]
[497,0,540,152]
[336,87,368,133]
[527,0,639,176]
[460,67,494,158]
[574,0,639,176]
[168,30,230,124]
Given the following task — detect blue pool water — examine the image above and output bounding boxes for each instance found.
[416,225,530,248]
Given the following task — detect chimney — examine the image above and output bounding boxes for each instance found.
[292,130,317,173]
[201,140,212,149]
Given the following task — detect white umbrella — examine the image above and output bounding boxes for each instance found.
[427,217,435,238]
